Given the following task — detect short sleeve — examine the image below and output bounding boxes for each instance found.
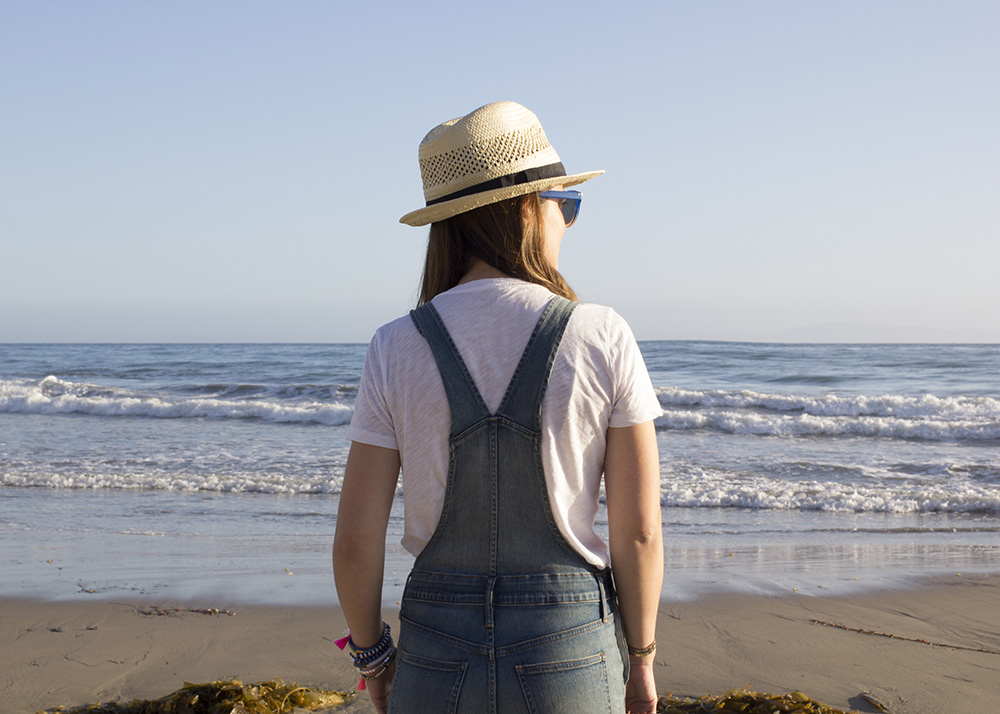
[346,331,399,449]
[607,314,662,428]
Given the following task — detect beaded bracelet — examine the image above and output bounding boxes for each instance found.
[627,639,657,657]
[347,622,395,668]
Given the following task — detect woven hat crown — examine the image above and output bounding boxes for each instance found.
[418,101,562,203]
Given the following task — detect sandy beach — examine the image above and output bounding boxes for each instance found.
[4,574,998,714]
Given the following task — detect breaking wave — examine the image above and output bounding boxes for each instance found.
[658,467,1000,514]
[0,376,354,426]
[655,387,1000,442]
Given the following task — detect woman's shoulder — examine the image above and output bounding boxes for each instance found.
[369,312,413,339]
[569,300,636,343]
[366,312,424,360]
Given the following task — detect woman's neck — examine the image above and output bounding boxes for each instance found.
[457,260,510,285]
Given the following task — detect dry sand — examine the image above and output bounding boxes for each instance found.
[3,574,998,714]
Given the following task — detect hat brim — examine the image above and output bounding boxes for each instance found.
[399,170,604,227]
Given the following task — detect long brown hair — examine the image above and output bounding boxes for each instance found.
[418,193,578,304]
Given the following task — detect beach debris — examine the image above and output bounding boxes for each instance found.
[35,679,353,714]
[657,687,855,713]
[861,691,891,712]
[810,619,1000,655]
[134,606,237,618]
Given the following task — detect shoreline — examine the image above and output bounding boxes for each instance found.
[6,485,998,608]
[4,573,998,714]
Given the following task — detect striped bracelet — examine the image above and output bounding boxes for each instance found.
[358,648,397,680]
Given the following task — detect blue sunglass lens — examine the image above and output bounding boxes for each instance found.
[559,199,578,226]
[540,191,581,227]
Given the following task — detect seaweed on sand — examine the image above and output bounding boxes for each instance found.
[35,679,353,714]
[38,681,865,714]
[658,687,859,713]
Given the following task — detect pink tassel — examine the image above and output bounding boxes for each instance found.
[357,678,366,691]
[335,635,350,651]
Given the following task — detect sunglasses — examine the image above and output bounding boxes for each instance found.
[538,189,582,227]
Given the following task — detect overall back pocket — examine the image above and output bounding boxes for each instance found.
[515,652,612,714]
[388,650,468,714]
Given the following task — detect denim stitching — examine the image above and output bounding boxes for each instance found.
[515,651,605,675]
[405,588,609,605]
[410,303,490,432]
[495,297,560,415]
[496,616,609,657]
[530,433,590,564]
[425,303,490,423]
[397,650,469,672]
[489,420,498,578]
[450,419,492,445]
[400,614,489,655]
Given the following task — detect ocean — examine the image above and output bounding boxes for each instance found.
[1,341,998,604]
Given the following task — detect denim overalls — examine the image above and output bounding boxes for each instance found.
[388,297,627,714]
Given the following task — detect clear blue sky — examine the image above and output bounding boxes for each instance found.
[2,1,997,342]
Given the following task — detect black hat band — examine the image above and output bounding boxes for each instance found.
[426,162,567,206]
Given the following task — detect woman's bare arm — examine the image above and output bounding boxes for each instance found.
[332,442,400,714]
[605,420,663,714]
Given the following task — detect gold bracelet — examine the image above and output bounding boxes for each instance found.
[627,639,656,657]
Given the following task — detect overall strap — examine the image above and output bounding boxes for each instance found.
[496,296,578,429]
[409,302,491,433]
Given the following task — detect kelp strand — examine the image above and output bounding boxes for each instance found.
[811,618,1000,655]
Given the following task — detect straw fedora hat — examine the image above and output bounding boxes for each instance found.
[399,101,604,227]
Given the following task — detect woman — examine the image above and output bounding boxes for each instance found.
[333,101,663,714]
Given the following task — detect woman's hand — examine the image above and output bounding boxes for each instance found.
[365,659,395,714]
[624,656,657,714]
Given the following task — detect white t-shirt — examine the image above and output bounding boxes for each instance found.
[346,278,662,568]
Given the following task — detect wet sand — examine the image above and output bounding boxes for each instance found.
[4,574,999,714]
